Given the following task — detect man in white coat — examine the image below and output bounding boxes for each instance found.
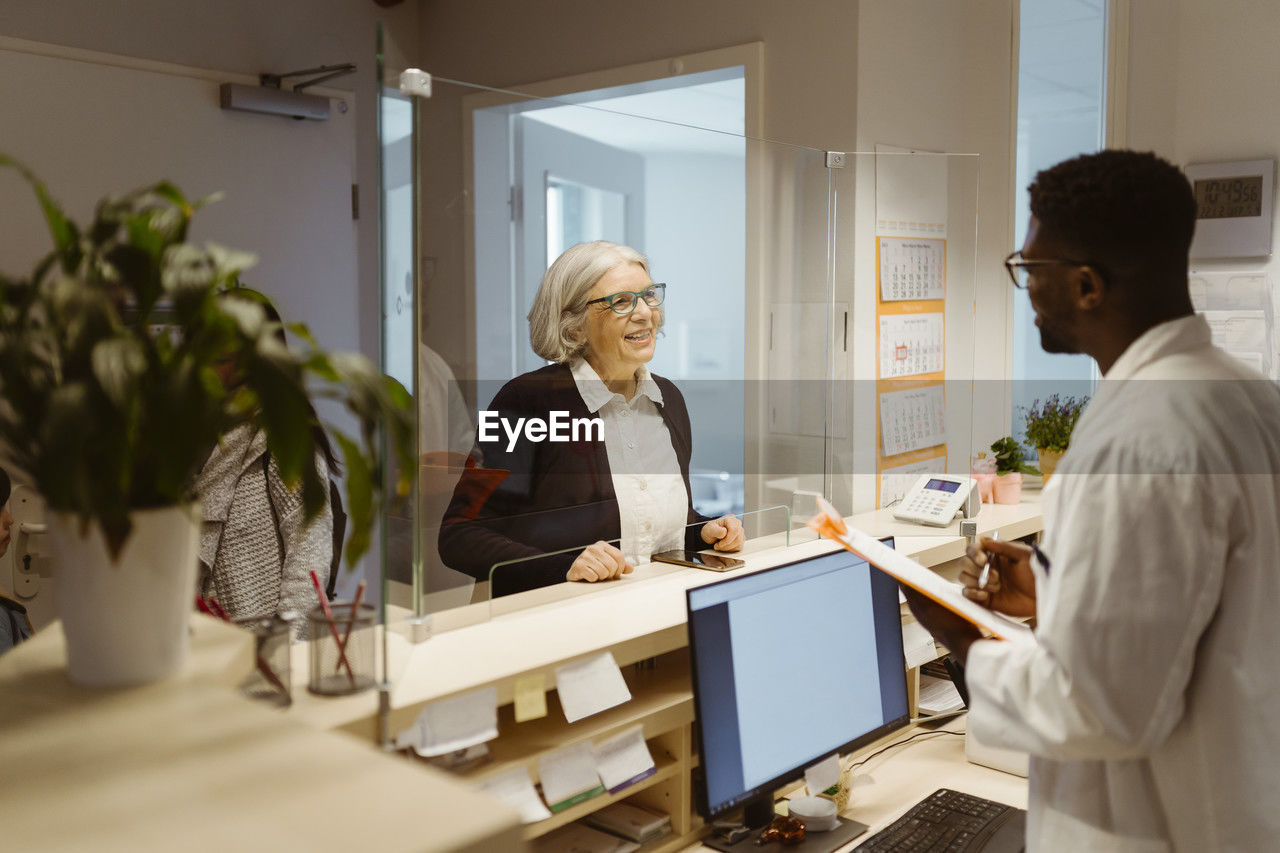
[905,150,1280,851]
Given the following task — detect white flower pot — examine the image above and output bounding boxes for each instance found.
[51,504,201,686]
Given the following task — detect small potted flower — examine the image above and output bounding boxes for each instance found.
[970,452,997,503]
[989,437,1040,504]
[1021,395,1087,484]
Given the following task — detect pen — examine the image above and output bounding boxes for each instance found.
[310,569,354,681]
[978,531,999,590]
[334,580,366,677]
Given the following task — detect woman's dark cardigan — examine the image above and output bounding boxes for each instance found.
[439,363,710,597]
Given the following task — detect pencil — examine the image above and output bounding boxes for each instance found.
[334,579,367,680]
[310,569,354,680]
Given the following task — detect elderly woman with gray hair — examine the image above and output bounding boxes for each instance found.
[440,240,743,597]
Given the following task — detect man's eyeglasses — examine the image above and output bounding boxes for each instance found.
[587,283,666,315]
[1003,252,1091,290]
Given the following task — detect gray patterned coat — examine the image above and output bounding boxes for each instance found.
[194,424,332,635]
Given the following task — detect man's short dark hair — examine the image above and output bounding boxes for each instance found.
[0,466,10,507]
[1029,150,1196,288]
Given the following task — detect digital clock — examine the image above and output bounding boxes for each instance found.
[1194,175,1263,219]
[1185,159,1274,258]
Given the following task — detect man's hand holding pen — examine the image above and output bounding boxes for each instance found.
[959,536,1038,618]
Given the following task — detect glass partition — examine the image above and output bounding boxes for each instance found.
[485,505,792,618]
[375,59,984,628]
[827,151,982,537]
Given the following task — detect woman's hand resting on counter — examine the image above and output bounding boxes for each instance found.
[701,515,745,552]
[566,541,635,583]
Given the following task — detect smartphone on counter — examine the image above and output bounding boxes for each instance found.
[651,550,746,572]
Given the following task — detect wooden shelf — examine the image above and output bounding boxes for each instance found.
[639,827,706,853]
[459,652,693,786]
[523,753,682,840]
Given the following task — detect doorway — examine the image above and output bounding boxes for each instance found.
[468,65,748,515]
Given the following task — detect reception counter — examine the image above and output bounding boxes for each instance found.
[0,498,1042,851]
[294,499,1045,849]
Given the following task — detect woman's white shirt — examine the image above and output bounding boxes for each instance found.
[570,358,688,565]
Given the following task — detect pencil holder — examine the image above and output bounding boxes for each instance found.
[236,614,293,707]
[307,602,376,696]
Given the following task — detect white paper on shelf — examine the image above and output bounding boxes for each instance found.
[901,619,939,669]
[556,651,632,723]
[813,498,1032,642]
[804,753,842,796]
[592,725,656,793]
[409,686,498,757]
[917,674,966,716]
[476,767,552,824]
[538,741,603,806]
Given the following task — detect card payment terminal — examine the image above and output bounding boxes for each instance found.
[892,474,980,527]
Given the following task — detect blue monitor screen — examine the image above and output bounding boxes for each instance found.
[686,545,909,818]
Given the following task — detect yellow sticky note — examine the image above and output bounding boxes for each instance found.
[514,673,548,722]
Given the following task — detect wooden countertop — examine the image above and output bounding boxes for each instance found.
[0,616,523,853]
[292,499,1044,739]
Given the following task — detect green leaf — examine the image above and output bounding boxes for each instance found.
[150,181,192,212]
[91,337,147,410]
[1,163,414,568]
[285,322,317,347]
[216,296,268,339]
[0,154,80,269]
[204,243,258,279]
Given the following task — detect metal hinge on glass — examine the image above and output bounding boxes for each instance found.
[399,68,432,99]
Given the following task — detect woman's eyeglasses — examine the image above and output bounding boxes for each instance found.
[587,283,666,315]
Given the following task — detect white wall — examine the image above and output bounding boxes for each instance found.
[1,0,418,361]
[0,46,359,375]
[1128,0,1280,372]
[415,0,860,381]
[415,0,1018,518]
[0,0,420,610]
[849,0,1017,511]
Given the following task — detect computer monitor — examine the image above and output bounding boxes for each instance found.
[686,539,909,839]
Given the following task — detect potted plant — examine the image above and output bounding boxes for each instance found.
[1021,394,1086,484]
[989,436,1039,505]
[0,156,414,686]
[970,452,997,503]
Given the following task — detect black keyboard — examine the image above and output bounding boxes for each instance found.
[854,788,1026,852]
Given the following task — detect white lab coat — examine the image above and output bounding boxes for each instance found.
[966,315,1280,851]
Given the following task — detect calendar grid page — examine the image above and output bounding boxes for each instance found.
[878,237,945,301]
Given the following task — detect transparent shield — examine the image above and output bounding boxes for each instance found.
[381,70,990,639]
[391,73,840,622]
[485,505,793,619]
[822,151,982,540]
